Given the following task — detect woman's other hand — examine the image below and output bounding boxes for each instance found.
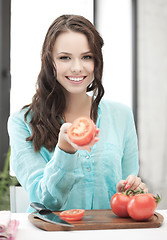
[116,175,148,193]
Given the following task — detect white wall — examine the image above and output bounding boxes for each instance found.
[10,0,94,114]
[96,0,132,107]
[137,0,167,209]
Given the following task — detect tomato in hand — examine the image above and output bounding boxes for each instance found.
[110,192,132,217]
[67,117,96,146]
[60,209,85,221]
[127,193,160,221]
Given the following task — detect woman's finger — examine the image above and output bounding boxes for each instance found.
[130,177,141,190]
[135,182,148,193]
[96,128,100,135]
[116,180,128,192]
[124,175,140,190]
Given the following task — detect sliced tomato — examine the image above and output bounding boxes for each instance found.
[67,117,96,146]
[59,209,85,221]
[60,216,83,221]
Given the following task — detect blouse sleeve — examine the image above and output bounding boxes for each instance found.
[121,109,139,179]
[8,111,78,211]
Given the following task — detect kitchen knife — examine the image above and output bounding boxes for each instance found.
[30,202,74,227]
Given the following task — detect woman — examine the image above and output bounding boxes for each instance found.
[8,15,147,212]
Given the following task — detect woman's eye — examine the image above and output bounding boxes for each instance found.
[82,55,93,60]
[59,56,71,60]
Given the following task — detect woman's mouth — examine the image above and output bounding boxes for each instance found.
[66,76,86,83]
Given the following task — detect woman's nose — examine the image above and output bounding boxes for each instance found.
[71,59,83,73]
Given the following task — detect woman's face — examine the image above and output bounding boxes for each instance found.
[52,31,94,95]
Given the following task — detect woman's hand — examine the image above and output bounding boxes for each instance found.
[58,123,99,153]
[116,175,148,193]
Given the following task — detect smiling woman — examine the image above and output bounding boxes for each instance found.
[8,14,147,213]
[22,15,104,153]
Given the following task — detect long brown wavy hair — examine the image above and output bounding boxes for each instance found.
[24,14,104,152]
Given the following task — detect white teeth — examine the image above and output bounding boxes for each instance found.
[67,77,84,81]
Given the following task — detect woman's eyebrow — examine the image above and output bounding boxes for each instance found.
[57,51,93,55]
[81,51,93,55]
[57,52,72,55]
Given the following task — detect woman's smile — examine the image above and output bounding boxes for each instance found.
[65,76,87,84]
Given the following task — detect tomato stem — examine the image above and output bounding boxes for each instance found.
[154,194,161,204]
[122,187,161,205]
[124,188,145,196]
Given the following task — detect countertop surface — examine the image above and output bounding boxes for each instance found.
[12,210,167,240]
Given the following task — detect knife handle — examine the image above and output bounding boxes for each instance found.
[30,202,52,215]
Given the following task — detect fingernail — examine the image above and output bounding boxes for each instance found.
[94,137,99,143]
[96,128,100,134]
[125,185,130,190]
[123,180,128,184]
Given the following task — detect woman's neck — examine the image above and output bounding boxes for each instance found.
[64,93,92,123]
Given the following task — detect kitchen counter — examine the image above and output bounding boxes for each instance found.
[12,210,167,240]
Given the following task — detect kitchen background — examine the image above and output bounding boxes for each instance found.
[0,0,167,210]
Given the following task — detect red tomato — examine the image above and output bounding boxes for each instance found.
[127,194,157,221]
[67,117,96,146]
[147,193,157,203]
[60,209,85,221]
[110,192,132,217]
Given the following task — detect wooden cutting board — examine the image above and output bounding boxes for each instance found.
[28,209,164,231]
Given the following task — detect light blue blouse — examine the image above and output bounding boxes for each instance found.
[8,98,139,212]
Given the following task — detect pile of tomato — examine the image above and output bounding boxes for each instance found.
[59,190,161,223]
[110,189,161,221]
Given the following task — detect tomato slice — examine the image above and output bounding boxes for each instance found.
[60,216,83,221]
[67,117,96,146]
[60,209,85,221]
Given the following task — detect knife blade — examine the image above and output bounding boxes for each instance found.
[30,202,74,227]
